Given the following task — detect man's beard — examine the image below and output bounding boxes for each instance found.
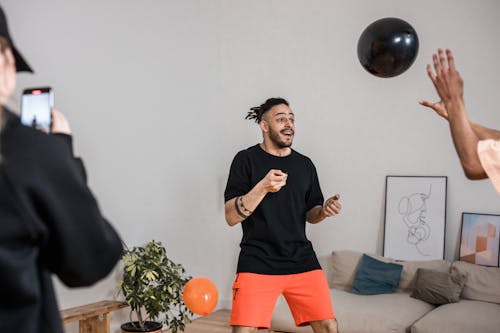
[269,127,293,148]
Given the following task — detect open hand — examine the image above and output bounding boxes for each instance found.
[420,49,465,121]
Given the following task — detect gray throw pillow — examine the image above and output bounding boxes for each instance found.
[410,268,467,305]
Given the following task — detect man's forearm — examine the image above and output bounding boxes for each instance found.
[306,205,326,224]
[447,100,486,179]
[225,183,267,226]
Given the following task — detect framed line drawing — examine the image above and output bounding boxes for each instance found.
[460,212,500,267]
[383,176,447,261]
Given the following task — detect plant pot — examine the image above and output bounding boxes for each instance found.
[121,321,162,333]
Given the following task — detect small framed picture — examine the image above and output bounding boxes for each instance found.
[383,176,447,261]
[460,212,500,267]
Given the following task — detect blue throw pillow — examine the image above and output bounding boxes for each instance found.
[350,254,403,295]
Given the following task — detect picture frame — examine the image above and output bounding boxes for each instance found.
[459,212,500,267]
[383,176,447,261]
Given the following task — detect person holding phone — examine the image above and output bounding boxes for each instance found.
[420,49,500,194]
[224,98,342,333]
[0,6,123,333]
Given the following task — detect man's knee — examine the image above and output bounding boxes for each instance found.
[232,326,258,333]
[310,318,338,333]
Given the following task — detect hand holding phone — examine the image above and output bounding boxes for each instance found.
[21,87,53,132]
[51,109,71,135]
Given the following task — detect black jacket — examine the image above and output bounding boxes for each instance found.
[0,109,123,332]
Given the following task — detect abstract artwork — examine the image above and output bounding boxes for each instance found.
[460,213,500,267]
[383,176,447,261]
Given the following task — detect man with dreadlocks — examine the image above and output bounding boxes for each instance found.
[224,97,341,333]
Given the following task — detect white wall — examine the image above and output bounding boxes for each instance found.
[3,0,500,331]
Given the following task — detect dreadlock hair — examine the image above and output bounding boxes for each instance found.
[245,97,289,123]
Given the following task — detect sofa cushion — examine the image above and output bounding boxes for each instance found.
[451,261,500,304]
[330,250,392,291]
[410,268,467,305]
[397,259,451,292]
[331,290,434,333]
[411,299,500,333]
[270,289,435,333]
[350,254,403,295]
[329,250,363,290]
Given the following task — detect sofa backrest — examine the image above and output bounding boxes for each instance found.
[330,250,450,293]
[451,261,500,304]
[329,250,362,290]
[329,250,392,291]
[396,259,451,292]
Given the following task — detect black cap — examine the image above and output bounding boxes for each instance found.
[0,6,33,73]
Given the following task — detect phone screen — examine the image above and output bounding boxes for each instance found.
[21,87,53,132]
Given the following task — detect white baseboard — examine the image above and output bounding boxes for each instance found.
[217,297,232,310]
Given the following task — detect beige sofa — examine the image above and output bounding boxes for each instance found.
[270,250,500,333]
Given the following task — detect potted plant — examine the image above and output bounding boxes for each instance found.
[120,240,192,333]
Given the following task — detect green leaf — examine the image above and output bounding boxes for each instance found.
[119,240,193,331]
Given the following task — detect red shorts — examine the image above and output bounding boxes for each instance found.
[230,269,335,329]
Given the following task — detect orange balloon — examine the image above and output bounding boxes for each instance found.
[183,277,218,316]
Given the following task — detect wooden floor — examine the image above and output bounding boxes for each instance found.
[167,310,277,333]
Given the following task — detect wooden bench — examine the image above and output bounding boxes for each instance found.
[61,300,128,333]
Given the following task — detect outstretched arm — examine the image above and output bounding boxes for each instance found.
[421,49,487,179]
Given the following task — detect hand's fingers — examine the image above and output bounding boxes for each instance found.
[426,64,437,85]
[446,49,456,71]
[324,205,339,216]
[323,206,334,216]
[271,169,286,177]
[333,201,342,210]
[332,205,341,214]
[50,109,59,131]
[326,195,340,205]
[438,48,448,73]
[51,109,64,125]
[419,100,439,111]
[270,175,287,183]
[268,169,286,179]
[269,183,282,192]
[432,53,441,75]
[270,178,287,188]
[324,198,341,215]
[272,184,285,191]
[51,109,71,134]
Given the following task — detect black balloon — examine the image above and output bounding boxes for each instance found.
[357,18,419,78]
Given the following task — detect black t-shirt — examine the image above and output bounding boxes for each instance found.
[224,144,324,274]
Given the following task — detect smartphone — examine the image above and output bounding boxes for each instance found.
[21,87,53,132]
